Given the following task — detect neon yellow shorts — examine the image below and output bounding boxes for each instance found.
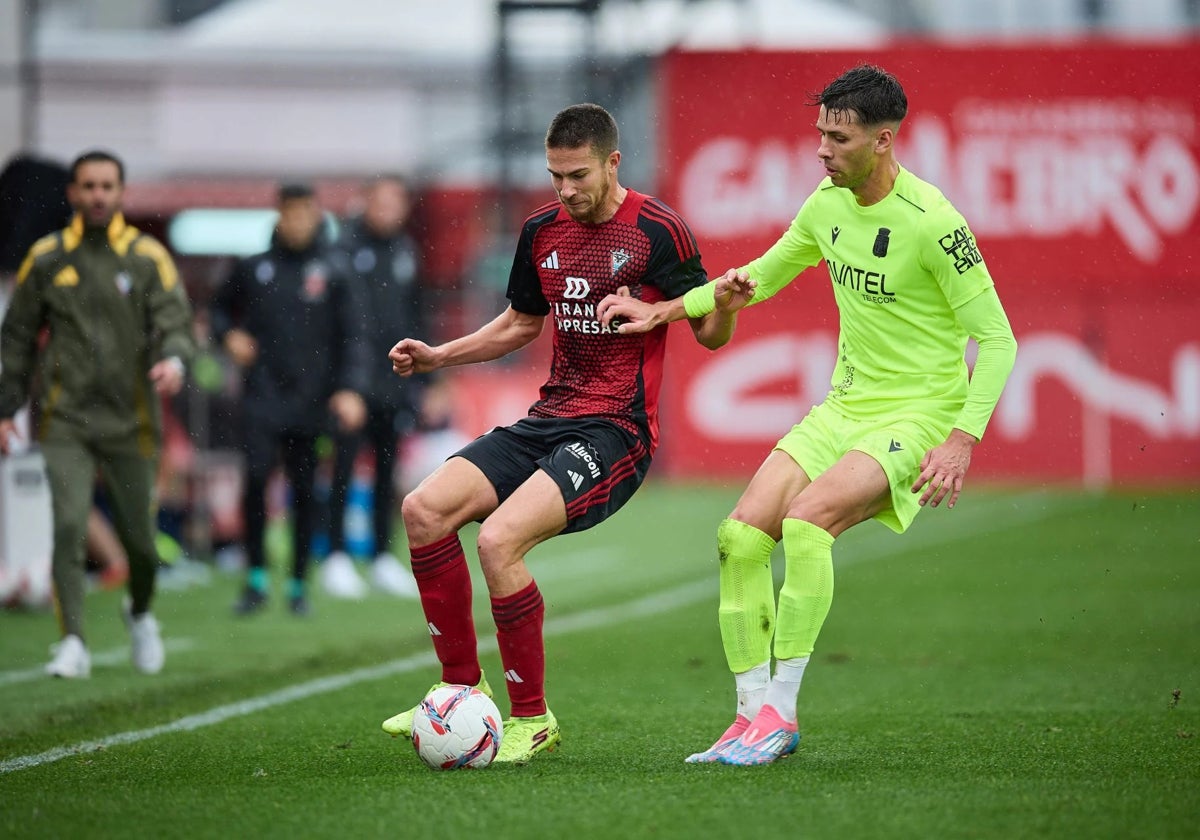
[773,401,951,534]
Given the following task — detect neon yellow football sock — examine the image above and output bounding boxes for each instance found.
[773,518,835,661]
[716,518,777,674]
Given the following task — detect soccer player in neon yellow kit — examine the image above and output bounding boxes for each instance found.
[598,64,1018,766]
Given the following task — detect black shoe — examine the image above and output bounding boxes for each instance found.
[288,595,310,617]
[233,586,268,616]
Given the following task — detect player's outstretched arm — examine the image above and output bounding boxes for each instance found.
[390,306,544,377]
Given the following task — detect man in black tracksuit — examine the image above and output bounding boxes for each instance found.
[319,175,429,600]
[210,182,370,616]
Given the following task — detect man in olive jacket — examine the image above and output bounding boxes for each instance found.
[0,149,195,679]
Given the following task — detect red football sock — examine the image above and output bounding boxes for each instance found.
[491,580,546,718]
[410,534,479,686]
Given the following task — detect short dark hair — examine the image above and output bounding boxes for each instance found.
[277,181,316,202]
[545,103,619,159]
[809,64,907,127]
[70,149,125,184]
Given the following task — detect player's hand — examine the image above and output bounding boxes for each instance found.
[714,269,756,313]
[911,428,977,509]
[329,389,367,432]
[0,418,19,455]
[223,329,257,368]
[389,338,439,376]
[597,286,664,334]
[149,357,185,396]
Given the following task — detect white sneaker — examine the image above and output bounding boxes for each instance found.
[320,551,368,600]
[45,634,91,679]
[370,553,420,598]
[123,598,165,674]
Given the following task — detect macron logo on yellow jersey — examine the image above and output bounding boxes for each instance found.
[53,266,80,287]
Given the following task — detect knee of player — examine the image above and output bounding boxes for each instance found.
[400,489,444,536]
[718,513,781,553]
[785,496,843,533]
[474,522,522,569]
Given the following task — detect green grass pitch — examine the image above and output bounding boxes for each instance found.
[1,483,1197,839]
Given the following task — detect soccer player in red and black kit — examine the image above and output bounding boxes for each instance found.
[382,103,750,763]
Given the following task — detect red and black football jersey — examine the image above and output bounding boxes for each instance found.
[505,189,708,453]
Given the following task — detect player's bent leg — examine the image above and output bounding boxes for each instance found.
[689,449,807,764]
[716,518,777,675]
[688,518,779,763]
[401,456,499,545]
[387,463,501,738]
[477,470,564,734]
[492,708,561,765]
[382,671,494,738]
[474,468,567,596]
[773,518,835,665]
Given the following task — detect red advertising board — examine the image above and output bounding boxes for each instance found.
[654,44,1200,485]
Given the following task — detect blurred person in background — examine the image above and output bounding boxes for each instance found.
[0,149,195,678]
[318,175,426,601]
[381,103,748,764]
[600,64,1018,766]
[210,182,369,617]
[0,154,72,283]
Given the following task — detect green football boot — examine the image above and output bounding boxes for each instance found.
[492,709,561,765]
[381,671,493,738]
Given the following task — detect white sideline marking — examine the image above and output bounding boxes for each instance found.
[0,492,1073,775]
[0,639,197,688]
[0,585,709,776]
[0,648,431,775]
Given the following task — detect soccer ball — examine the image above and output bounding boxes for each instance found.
[411,685,503,770]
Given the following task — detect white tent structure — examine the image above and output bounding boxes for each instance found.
[178,0,886,59]
[33,0,886,181]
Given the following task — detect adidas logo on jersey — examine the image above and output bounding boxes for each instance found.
[567,470,584,490]
[540,251,560,270]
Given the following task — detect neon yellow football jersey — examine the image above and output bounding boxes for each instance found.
[742,166,996,427]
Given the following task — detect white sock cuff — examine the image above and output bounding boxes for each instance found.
[773,656,810,684]
[735,661,771,691]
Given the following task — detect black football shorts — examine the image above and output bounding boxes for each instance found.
[454,416,651,534]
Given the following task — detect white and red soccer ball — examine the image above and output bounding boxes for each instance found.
[411,684,503,770]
